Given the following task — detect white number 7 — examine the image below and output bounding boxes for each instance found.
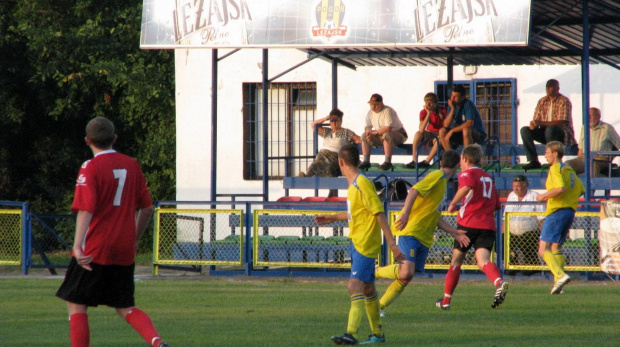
[480,176,493,199]
[113,169,127,206]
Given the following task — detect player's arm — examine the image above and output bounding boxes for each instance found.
[394,187,419,230]
[315,212,347,225]
[376,212,405,262]
[136,205,154,240]
[537,187,565,202]
[437,218,470,248]
[448,186,471,212]
[73,210,93,271]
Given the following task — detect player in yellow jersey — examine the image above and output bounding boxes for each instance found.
[316,144,404,345]
[536,141,584,294]
[375,150,469,316]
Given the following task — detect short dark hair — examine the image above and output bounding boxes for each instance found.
[329,108,344,119]
[452,85,466,96]
[441,149,460,169]
[338,144,360,167]
[86,117,115,148]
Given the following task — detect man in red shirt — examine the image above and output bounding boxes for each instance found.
[404,92,446,169]
[436,144,508,310]
[56,117,168,347]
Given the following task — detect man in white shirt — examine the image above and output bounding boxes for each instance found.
[504,175,545,273]
[360,94,408,171]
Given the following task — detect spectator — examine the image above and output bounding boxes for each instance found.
[565,107,620,177]
[438,85,486,151]
[55,117,168,347]
[404,92,446,169]
[503,175,545,271]
[359,93,408,171]
[300,108,361,178]
[536,141,584,294]
[520,79,577,170]
[315,144,404,345]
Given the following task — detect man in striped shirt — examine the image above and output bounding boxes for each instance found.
[521,79,577,170]
[565,107,620,177]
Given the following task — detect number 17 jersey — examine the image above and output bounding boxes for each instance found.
[457,167,500,231]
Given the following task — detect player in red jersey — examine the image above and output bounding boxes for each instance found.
[56,117,169,347]
[436,144,508,310]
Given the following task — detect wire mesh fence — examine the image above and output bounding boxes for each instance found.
[0,209,22,265]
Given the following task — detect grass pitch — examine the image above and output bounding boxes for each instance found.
[0,273,618,346]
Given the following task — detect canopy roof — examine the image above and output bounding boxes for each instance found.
[300,0,620,68]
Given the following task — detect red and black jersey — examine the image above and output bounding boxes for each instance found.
[456,167,500,231]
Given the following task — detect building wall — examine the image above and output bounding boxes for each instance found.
[175,48,620,201]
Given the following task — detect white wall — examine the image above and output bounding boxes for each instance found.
[175,48,620,201]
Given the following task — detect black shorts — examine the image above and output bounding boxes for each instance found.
[448,128,486,148]
[56,258,135,308]
[453,225,496,253]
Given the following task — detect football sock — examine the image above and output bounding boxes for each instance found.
[481,262,503,287]
[346,294,365,337]
[443,265,461,302]
[375,264,399,280]
[365,293,383,336]
[124,308,161,346]
[379,279,407,309]
[69,313,89,347]
[363,155,370,163]
[385,156,392,163]
[543,251,565,280]
[553,250,566,281]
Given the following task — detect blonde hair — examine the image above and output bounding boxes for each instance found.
[546,141,564,159]
[461,144,483,165]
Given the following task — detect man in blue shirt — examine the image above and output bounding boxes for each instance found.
[438,85,486,151]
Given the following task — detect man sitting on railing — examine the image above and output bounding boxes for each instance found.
[565,107,620,177]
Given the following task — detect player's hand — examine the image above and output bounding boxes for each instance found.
[447,99,454,108]
[73,247,93,271]
[315,215,331,226]
[393,214,409,230]
[391,245,405,263]
[447,202,457,213]
[455,230,470,248]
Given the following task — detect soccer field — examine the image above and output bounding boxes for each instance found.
[1,274,618,346]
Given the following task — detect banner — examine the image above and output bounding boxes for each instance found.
[600,201,620,274]
[140,0,531,49]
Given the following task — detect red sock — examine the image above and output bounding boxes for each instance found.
[443,265,461,303]
[125,308,161,346]
[482,262,503,287]
[69,313,90,347]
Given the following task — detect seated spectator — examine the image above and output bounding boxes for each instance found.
[300,108,361,178]
[359,94,408,171]
[565,107,620,177]
[404,92,446,169]
[503,175,545,271]
[438,85,486,151]
[520,79,576,170]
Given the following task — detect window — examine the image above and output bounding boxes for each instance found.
[436,79,517,165]
[243,82,317,180]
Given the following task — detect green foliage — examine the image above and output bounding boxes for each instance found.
[1,278,619,346]
[0,1,176,223]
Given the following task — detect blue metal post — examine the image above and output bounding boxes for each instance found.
[262,49,269,201]
[211,49,218,203]
[582,0,591,201]
[22,202,30,275]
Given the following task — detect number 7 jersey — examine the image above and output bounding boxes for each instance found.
[71,150,153,265]
[456,167,500,231]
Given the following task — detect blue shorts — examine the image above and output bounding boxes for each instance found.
[398,236,429,273]
[350,242,376,283]
[540,208,575,245]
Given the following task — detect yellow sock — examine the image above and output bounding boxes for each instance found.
[543,251,565,280]
[365,293,383,336]
[346,294,365,337]
[379,279,407,309]
[375,264,400,280]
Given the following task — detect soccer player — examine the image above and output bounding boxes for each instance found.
[56,117,169,347]
[315,144,405,345]
[436,144,508,310]
[375,150,470,315]
[536,141,584,294]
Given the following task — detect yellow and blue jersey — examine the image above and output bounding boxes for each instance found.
[392,170,446,248]
[545,163,585,215]
[347,174,384,258]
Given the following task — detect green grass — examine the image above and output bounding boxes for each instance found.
[0,276,618,346]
